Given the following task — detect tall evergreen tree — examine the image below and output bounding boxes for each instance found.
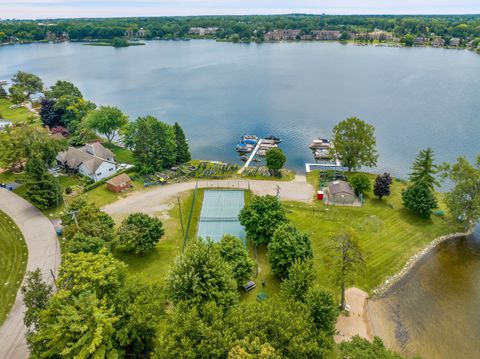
[402,181,438,218]
[409,148,439,190]
[24,154,61,210]
[173,122,191,164]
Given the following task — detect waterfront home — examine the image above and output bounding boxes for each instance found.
[57,142,116,182]
[414,37,425,46]
[432,37,445,47]
[367,31,393,41]
[188,27,218,36]
[137,28,146,37]
[311,30,341,40]
[264,29,301,41]
[449,38,461,47]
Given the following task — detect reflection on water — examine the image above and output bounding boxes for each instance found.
[369,228,480,359]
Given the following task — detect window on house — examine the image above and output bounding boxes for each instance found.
[109,168,113,171]
[97,172,102,176]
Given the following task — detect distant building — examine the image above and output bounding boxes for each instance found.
[300,34,313,41]
[188,27,218,36]
[136,28,146,37]
[57,142,116,182]
[311,30,341,40]
[367,31,393,41]
[432,37,445,47]
[414,37,425,46]
[106,173,132,193]
[264,29,301,41]
[449,38,461,47]
[124,29,134,37]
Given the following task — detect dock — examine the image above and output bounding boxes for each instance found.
[238,139,263,174]
[305,158,343,173]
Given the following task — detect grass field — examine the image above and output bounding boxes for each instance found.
[292,171,462,292]
[0,99,38,124]
[0,210,28,325]
[103,143,135,164]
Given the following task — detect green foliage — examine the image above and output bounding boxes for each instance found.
[24,154,61,210]
[61,198,116,246]
[58,251,127,298]
[84,105,128,143]
[125,115,177,173]
[30,290,121,359]
[40,98,64,128]
[326,229,365,309]
[56,96,96,137]
[174,121,191,164]
[228,337,280,358]
[442,155,480,227]
[118,213,165,255]
[265,148,286,173]
[112,37,129,47]
[45,80,83,99]
[65,233,107,254]
[8,84,27,104]
[331,117,378,172]
[339,336,407,359]
[268,223,313,279]
[11,71,43,98]
[374,172,393,199]
[349,173,371,196]
[304,287,338,335]
[239,195,288,245]
[402,181,438,218]
[280,259,316,302]
[21,269,53,333]
[218,235,254,286]
[403,34,415,46]
[166,239,239,308]
[409,148,439,189]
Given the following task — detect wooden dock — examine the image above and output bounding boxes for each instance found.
[238,139,263,174]
[305,158,343,173]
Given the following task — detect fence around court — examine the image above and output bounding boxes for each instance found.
[182,181,250,250]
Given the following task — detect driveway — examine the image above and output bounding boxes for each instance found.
[0,189,60,359]
[103,175,314,217]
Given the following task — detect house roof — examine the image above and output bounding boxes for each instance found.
[106,173,131,186]
[328,180,355,196]
[57,142,115,174]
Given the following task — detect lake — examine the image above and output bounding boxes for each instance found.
[1,40,479,176]
[369,226,480,359]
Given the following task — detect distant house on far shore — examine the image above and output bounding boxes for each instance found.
[432,37,445,47]
[57,142,116,182]
[449,38,461,47]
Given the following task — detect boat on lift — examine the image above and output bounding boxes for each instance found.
[241,135,259,145]
[309,138,331,150]
[236,141,254,153]
[314,148,331,160]
[240,155,249,162]
[265,135,282,144]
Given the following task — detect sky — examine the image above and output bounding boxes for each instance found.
[1,0,479,20]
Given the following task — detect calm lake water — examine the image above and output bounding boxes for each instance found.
[369,226,480,359]
[1,40,479,176]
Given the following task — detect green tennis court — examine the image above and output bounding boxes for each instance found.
[197,190,245,242]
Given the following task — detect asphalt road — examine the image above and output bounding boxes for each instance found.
[0,189,60,359]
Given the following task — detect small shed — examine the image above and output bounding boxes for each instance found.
[326,180,355,205]
[106,173,132,193]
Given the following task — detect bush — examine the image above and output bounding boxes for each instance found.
[349,173,371,196]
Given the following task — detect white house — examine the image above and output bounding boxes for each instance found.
[57,142,117,182]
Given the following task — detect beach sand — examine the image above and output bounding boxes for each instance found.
[334,287,374,343]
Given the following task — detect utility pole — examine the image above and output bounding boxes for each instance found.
[276,184,280,200]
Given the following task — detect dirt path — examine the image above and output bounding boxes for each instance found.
[103,175,314,217]
[334,288,374,343]
[0,189,60,359]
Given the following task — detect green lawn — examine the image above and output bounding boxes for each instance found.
[0,210,28,325]
[103,143,135,164]
[0,99,39,124]
[289,172,462,293]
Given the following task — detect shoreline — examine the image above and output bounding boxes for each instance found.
[370,229,474,299]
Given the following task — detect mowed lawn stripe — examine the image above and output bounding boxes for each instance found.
[0,210,28,325]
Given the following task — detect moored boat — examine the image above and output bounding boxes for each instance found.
[309,138,331,150]
[265,135,282,144]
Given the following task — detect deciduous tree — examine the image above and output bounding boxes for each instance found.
[46,80,82,99]
[166,239,239,308]
[268,223,313,279]
[11,71,43,98]
[84,105,128,143]
[239,195,288,245]
[265,148,286,174]
[218,235,254,286]
[374,173,392,199]
[331,117,378,172]
[21,269,53,334]
[280,259,316,302]
[118,213,164,255]
[339,336,407,359]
